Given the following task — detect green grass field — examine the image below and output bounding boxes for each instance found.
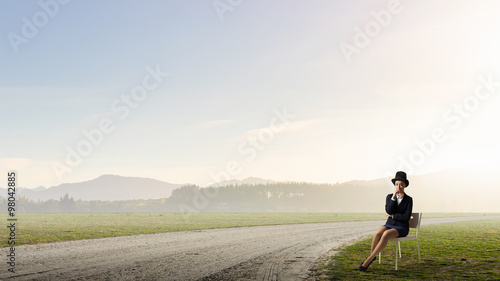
[315,219,500,280]
[1,212,498,248]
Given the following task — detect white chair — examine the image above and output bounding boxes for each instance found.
[379,212,422,270]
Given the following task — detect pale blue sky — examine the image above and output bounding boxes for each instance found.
[1,0,499,188]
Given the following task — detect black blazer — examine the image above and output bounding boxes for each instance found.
[385,193,413,228]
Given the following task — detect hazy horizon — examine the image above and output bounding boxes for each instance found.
[1,0,499,190]
[3,169,498,213]
[2,166,494,190]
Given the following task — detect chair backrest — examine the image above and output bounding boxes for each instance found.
[408,212,422,229]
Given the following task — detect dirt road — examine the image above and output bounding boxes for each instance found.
[2,216,498,280]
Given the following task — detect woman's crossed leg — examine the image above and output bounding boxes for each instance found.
[362,226,399,267]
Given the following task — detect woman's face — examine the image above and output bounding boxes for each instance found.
[395,180,406,194]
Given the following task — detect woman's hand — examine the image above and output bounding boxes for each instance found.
[386,213,393,218]
[392,190,398,200]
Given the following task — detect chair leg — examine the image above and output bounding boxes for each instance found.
[395,242,398,270]
[398,241,401,258]
[417,237,421,263]
[379,252,381,264]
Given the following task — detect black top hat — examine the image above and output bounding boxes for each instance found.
[391,171,409,187]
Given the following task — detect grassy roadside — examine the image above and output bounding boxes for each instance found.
[315,219,500,280]
[1,213,498,247]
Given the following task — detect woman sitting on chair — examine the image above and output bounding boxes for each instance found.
[359,171,413,271]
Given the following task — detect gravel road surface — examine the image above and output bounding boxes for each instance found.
[2,216,498,280]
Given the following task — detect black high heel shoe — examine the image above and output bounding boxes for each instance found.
[359,256,376,272]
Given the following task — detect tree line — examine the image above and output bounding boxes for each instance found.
[0,180,386,213]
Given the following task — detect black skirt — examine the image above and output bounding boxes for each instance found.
[383,223,409,237]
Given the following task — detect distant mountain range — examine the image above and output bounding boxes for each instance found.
[10,175,184,201]
[1,175,275,202]
[0,168,497,212]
